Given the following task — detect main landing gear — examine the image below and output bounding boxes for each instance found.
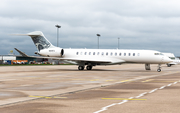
[78,66,84,70]
[157,64,161,72]
[145,64,162,72]
[78,65,92,70]
[86,65,92,70]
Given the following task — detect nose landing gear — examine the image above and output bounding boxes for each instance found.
[157,64,161,72]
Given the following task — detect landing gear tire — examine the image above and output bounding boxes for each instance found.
[157,69,161,72]
[86,66,92,70]
[157,64,161,72]
[78,66,84,70]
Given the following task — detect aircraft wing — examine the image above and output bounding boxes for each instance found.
[60,57,125,64]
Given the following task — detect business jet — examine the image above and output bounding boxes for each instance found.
[15,31,172,72]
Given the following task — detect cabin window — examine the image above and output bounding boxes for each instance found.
[111,52,113,56]
[119,53,121,56]
[102,52,104,55]
[97,52,100,55]
[138,53,140,56]
[115,53,117,56]
[124,53,126,56]
[93,52,95,55]
[89,52,91,55]
[106,52,108,56]
[76,52,79,55]
[155,53,163,55]
[80,52,82,55]
[84,52,87,55]
[133,53,135,56]
[129,53,131,56]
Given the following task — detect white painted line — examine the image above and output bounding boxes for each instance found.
[118,100,128,104]
[129,97,134,99]
[159,86,166,89]
[105,103,117,108]
[94,103,117,113]
[136,95,141,98]
[94,109,105,113]
[167,83,172,86]
[173,82,178,84]
[136,92,147,98]
[149,88,158,93]
[141,92,147,95]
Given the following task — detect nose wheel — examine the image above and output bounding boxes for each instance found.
[157,64,161,72]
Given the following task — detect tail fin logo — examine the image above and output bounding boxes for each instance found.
[31,36,51,51]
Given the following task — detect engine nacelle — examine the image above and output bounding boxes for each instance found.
[60,49,64,57]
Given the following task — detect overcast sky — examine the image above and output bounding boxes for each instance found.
[0,0,180,56]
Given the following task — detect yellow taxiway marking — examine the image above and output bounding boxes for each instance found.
[29,95,67,99]
[102,98,146,100]
[120,80,131,82]
[142,79,154,82]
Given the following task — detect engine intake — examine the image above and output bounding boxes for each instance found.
[60,49,64,56]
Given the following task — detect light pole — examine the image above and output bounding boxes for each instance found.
[118,37,120,49]
[97,34,100,49]
[55,24,61,47]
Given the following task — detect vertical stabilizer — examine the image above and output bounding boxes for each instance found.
[27,31,54,51]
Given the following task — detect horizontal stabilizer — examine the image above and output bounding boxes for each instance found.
[12,31,43,36]
[14,48,29,57]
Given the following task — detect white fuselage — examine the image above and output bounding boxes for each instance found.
[39,47,171,65]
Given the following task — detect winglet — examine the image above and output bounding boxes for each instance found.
[14,48,29,57]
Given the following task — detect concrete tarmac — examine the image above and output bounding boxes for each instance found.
[0,64,179,113]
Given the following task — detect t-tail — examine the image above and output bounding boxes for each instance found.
[14,31,64,57]
[27,31,55,52]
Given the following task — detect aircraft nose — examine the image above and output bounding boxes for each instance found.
[163,57,172,63]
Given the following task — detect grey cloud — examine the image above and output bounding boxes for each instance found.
[0,0,180,56]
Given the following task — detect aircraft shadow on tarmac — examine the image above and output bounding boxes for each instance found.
[56,69,151,72]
